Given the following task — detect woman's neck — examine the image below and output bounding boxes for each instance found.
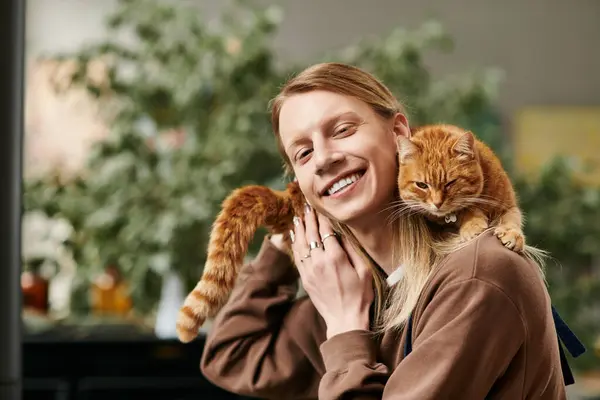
[349,215,396,275]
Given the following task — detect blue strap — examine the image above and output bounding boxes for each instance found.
[403,311,413,357]
[551,306,586,385]
[403,306,586,387]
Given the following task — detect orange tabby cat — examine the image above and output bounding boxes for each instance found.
[176,182,305,343]
[397,124,525,251]
[176,123,528,343]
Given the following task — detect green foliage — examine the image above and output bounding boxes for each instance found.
[23,0,599,369]
[514,159,600,370]
[25,0,288,313]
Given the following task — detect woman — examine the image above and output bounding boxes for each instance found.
[200,62,581,399]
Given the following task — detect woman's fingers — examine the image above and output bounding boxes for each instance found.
[316,213,334,240]
[299,207,371,287]
[317,213,342,253]
[291,215,310,278]
[303,204,324,260]
[317,213,357,276]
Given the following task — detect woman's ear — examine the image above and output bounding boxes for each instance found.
[391,112,411,139]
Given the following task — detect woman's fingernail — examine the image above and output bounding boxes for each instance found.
[289,230,295,243]
[304,203,311,214]
[293,216,300,226]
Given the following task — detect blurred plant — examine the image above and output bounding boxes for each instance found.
[24,0,288,314]
[514,158,600,371]
[322,21,508,159]
[21,210,74,277]
[22,0,600,370]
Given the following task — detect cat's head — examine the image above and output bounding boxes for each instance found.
[396,125,484,218]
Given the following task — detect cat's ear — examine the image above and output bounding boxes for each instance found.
[396,135,418,164]
[452,131,475,160]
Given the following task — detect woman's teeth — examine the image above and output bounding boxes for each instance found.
[327,173,361,195]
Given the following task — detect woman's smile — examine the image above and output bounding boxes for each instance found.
[322,169,366,199]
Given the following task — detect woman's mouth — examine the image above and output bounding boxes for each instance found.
[323,170,366,198]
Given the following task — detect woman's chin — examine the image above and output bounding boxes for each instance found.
[320,206,359,225]
[320,197,375,226]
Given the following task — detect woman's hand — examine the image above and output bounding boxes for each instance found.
[290,204,374,339]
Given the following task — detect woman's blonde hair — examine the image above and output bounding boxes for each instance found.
[269,62,441,331]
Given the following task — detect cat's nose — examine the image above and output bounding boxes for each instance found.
[432,199,444,209]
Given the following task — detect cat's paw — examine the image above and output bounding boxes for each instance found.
[458,219,488,242]
[494,226,524,252]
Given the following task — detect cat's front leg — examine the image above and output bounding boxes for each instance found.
[458,208,489,242]
[494,206,524,252]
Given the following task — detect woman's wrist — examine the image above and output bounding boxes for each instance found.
[325,312,370,339]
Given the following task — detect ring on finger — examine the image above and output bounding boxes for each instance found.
[302,253,312,260]
[321,232,338,242]
[308,241,321,252]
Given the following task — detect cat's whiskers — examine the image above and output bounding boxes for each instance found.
[379,199,408,215]
[459,196,507,210]
[386,205,416,223]
[385,201,426,224]
[387,208,424,225]
[380,198,423,215]
[399,199,424,207]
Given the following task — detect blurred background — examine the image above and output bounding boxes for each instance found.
[20,0,600,399]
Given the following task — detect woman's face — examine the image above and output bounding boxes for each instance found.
[278,90,409,225]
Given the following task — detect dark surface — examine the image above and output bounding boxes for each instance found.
[22,333,253,400]
[0,0,25,399]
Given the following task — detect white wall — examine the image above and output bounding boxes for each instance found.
[26,0,119,57]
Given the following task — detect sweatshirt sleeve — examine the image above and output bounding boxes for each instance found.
[318,279,526,400]
[200,235,323,399]
[318,330,390,399]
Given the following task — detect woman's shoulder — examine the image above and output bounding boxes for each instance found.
[428,230,548,307]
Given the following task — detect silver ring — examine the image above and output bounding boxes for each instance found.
[321,232,338,242]
[308,241,321,251]
[302,253,311,259]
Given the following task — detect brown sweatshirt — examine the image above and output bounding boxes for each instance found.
[200,230,568,399]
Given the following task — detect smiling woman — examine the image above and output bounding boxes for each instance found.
[278,90,403,228]
[199,62,577,400]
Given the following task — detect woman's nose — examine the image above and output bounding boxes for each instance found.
[313,146,344,175]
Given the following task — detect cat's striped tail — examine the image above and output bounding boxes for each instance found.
[176,181,304,343]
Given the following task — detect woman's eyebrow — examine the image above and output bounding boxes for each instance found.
[285,111,361,154]
[319,111,361,133]
[328,111,360,124]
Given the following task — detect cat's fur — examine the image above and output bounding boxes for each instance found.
[397,124,525,251]
[176,123,529,343]
[176,183,305,343]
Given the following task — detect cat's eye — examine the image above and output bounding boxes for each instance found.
[415,182,428,190]
[445,179,457,189]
